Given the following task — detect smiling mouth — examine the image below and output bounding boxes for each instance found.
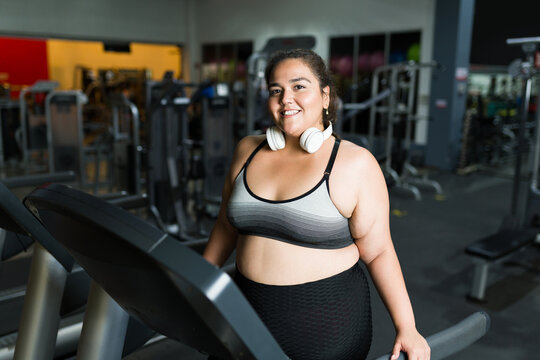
[281,110,301,116]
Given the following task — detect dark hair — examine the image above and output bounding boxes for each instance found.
[264,48,338,128]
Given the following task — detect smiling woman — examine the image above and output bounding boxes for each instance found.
[203,48,430,360]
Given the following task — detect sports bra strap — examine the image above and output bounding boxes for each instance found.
[324,138,341,176]
[244,138,340,175]
[244,139,268,167]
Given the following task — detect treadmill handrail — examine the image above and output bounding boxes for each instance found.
[372,311,490,360]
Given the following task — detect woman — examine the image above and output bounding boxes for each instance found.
[203,48,430,360]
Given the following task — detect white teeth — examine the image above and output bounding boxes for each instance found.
[283,110,299,115]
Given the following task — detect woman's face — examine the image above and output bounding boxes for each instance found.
[267,58,330,137]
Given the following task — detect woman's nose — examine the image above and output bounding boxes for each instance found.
[280,89,293,104]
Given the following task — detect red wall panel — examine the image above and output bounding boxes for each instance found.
[0,37,49,98]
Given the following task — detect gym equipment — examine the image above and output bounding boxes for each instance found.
[0,170,75,189]
[45,90,89,182]
[342,87,395,147]
[145,75,202,239]
[0,180,89,360]
[194,83,235,212]
[366,61,442,199]
[19,80,59,170]
[0,183,153,360]
[0,97,20,173]
[465,229,537,301]
[373,312,490,360]
[26,183,490,360]
[0,171,76,269]
[465,37,540,301]
[245,36,316,136]
[0,171,76,283]
[45,88,142,194]
[108,93,142,195]
[0,173,77,351]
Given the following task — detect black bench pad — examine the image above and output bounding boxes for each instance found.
[465,229,537,260]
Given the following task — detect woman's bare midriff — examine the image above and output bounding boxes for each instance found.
[235,234,360,285]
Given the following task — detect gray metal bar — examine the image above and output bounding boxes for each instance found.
[469,261,490,301]
[0,317,83,360]
[368,68,382,150]
[1,171,76,188]
[530,90,540,193]
[246,52,268,135]
[126,100,141,195]
[510,73,532,220]
[384,67,398,173]
[0,228,5,261]
[53,321,84,358]
[350,35,360,133]
[77,281,130,360]
[19,88,29,166]
[506,37,540,45]
[403,66,417,155]
[14,243,69,360]
[109,95,142,194]
[0,104,4,171]
[45,91,55,172]
[343,88,394,112]
[373,312,490,360]
[19,81,59,167]
[108,193,148,210]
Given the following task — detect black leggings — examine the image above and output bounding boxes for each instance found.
[235,262,372,360]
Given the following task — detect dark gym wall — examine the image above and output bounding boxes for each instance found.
[470,0,540,65]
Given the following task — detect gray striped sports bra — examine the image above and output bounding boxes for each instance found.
[227,138,354,249]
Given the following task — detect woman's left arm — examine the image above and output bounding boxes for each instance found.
[347,148,430,360]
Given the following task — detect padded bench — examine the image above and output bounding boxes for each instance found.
[465,229,538,301]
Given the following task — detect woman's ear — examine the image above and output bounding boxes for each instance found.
[322,86,330,108]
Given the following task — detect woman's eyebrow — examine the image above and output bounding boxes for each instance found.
[289,77,311,83]
[268,77,312,88]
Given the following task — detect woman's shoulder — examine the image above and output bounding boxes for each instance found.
[228,135,266,174]
[337,138,380,172]
[234,135,266,160]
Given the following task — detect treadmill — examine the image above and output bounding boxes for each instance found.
[26,183,490,359]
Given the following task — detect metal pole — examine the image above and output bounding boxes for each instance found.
[14,243,68,360]
[510,73,532,217]
[76,281,130,360]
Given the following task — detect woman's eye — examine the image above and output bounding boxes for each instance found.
[294,84,305,90]
[269,89,281,96]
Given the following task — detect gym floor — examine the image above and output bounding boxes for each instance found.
[125,164,540,359]
[374,165,540,360]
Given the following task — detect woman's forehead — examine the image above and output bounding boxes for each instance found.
[270,58,317,82]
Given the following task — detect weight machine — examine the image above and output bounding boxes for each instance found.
[45,90,141,195]
[466,36,540,301]
[19,80,58,171]
[344,61,442,199]
[145,76,201,239]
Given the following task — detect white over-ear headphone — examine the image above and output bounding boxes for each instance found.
[266,123,333,153]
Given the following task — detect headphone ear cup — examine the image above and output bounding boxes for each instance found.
[299,127,324,154]
[266,126,285,151]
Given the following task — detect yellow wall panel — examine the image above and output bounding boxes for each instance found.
[47,39,181,90]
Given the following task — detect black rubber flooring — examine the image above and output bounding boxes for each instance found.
[374,168,539,360]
